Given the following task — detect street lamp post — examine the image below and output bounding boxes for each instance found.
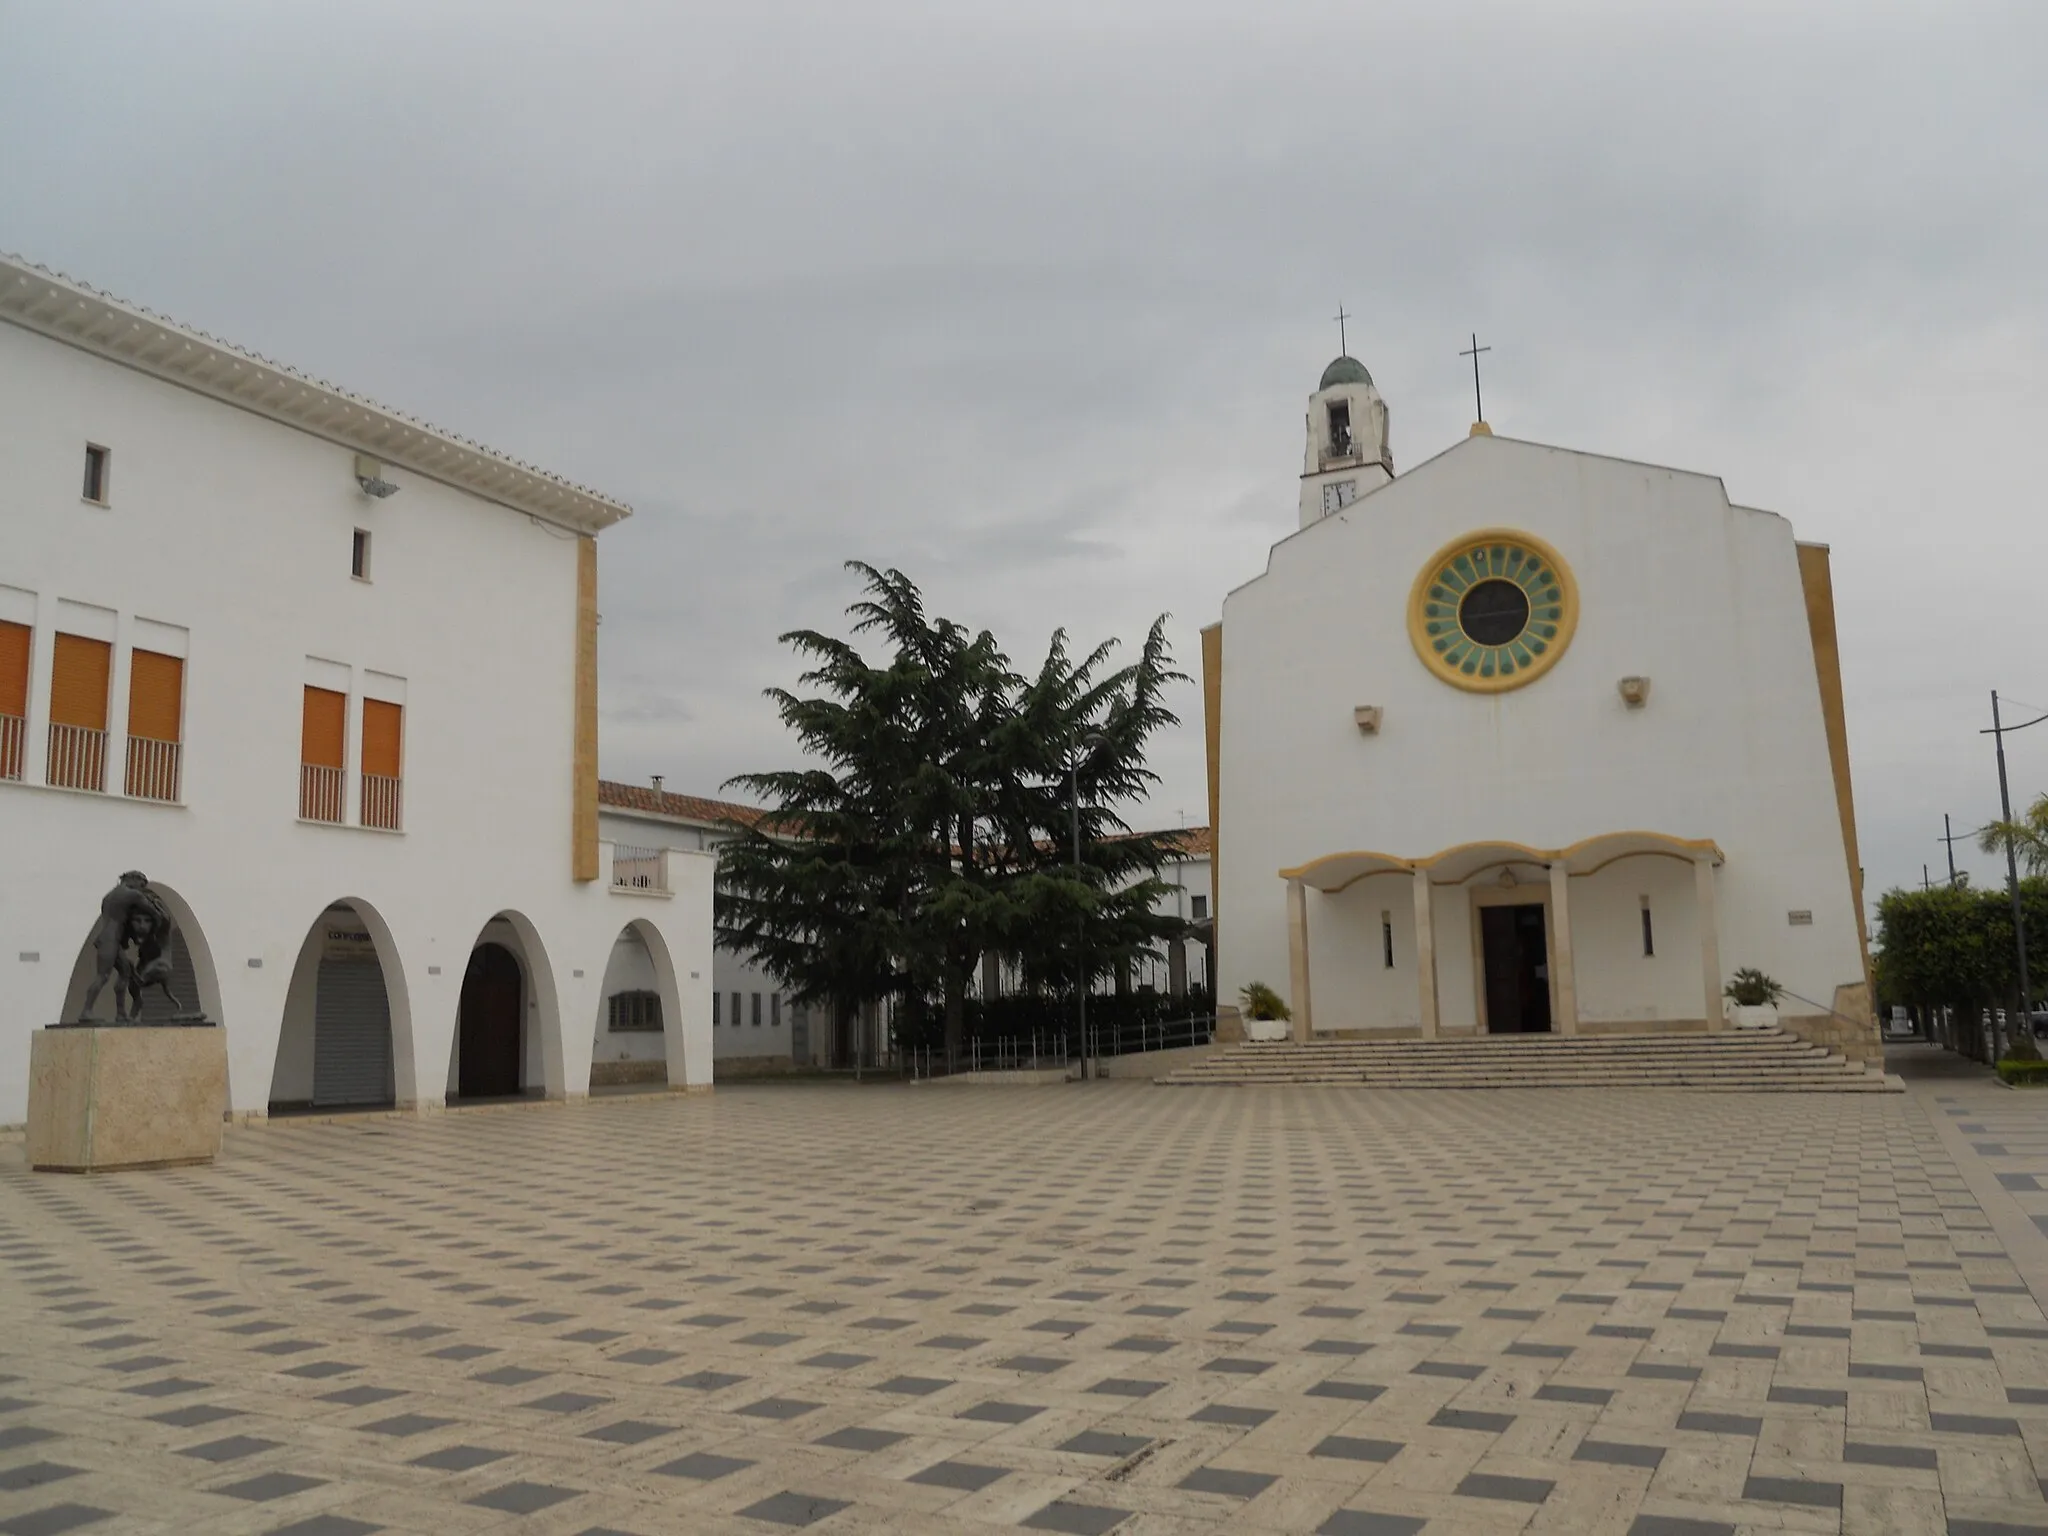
[1984,690,2046,1063]
[1069,732,1106,1080]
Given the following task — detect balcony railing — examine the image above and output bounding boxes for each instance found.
[0,713,21,781]
[124,735,182,803]
[47,722,107,792]
[361,771,402,831]
[300,762,344,823]
[612,844,669,893]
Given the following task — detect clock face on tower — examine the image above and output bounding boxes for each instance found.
[1322,479,1359,514]
[1406,529,1579,693]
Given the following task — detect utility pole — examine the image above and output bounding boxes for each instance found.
[1982,691,2045,1063]
[1939,813,1967,885]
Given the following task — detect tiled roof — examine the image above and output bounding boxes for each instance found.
[598,780,768,828]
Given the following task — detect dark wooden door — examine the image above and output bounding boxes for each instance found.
[458,942,523,1098]
[1481,904,1552,1034]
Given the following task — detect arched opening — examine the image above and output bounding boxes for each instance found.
[270,900,402,1112]
[62,878,223,1027]
[449,912,560,1102]
[592,919,684,1092]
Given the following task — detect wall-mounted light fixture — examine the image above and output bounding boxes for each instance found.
[1618,676,1651,708]
[1353,705,1383,735]
[355,453,399,499]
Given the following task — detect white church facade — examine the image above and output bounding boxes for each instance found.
[0,253,714,1126]
[1203,355,1876,1063]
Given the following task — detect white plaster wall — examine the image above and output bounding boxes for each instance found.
[1218,434,1864,1029]
[1303,872,1418,1033]
[0,324,714,1122]
[1571,857,1703,1025]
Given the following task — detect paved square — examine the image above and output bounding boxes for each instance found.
[2,1053,2046,1533]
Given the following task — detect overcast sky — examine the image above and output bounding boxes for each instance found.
[5,0,2045,911]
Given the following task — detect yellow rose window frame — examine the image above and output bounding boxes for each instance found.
[1407,529,1579,693]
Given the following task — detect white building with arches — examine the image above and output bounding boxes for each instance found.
[1203,354,1877,1064]
[0,253,712,1126]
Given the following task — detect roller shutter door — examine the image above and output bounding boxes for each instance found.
[313,958,394,1107]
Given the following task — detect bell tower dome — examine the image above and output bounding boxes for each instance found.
[1299,355,1392,530]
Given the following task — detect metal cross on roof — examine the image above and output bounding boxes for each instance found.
[1460,332,1492,423]
[1333,304,1351,356]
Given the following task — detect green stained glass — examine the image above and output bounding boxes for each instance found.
[1527,637,1547,654]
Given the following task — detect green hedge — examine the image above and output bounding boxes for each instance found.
[1996,1058,2048,1086]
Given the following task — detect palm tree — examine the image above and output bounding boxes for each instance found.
[1979,792,2048,877]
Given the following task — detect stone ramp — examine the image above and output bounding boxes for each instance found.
[1156,1028,1898,1090]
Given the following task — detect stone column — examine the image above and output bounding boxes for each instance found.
[1548,861,1578,1036]
[1412,868,1439,1040]
[1695,855,1724,1032]
[1286,877,1313,1042]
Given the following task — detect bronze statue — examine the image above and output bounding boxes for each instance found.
[77,872,179,1023]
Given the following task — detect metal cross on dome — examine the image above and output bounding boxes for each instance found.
[1460,332,1492,423]
[1332,304,1351,356]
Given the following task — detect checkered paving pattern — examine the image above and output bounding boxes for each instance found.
[2,1072,2045,1535]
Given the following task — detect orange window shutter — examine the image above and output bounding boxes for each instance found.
[127,650,184,744]
[361,699,402,778]
[0,621,29,719]
[49,633,112,731]
[301,686,346,769]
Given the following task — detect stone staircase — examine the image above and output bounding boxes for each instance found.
[1156,1029,1898,1091]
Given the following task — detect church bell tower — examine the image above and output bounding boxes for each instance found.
[1299,354,1391,530]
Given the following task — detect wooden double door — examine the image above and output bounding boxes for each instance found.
[458,942,523,1098]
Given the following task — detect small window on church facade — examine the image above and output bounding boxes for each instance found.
[608,990,663,1032]
[1327,400,1352,455]
[1191,895,1208,922]
[1640,897,1654,957]
[1381,912,1394,969]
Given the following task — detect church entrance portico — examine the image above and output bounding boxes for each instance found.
[1478,901,1551,1034]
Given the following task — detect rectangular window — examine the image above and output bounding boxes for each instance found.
[300,685,346,822]
[1640,898,1654,957]
[47,632,111,790]
[1382,911,1395,969]
[712,991,721,1026]
[124,649,184,801]
[608,990,663,1032]
[1327,401,1352,455]
[82,444,110,504]
[751,992,762,1027]
[0,619,28,781]
[360,698,403,829]
[731,992,741,1032]
[1191,894,1208,922]
[771,995,782,1029]
[352,528,372,581]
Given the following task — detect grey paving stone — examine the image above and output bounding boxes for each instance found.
[1000,1355,1068,1373]
[178,1436,279,1462]
[1317,1514,1426,1536]
[1625,1519,1734,1536]
[734,1492,851,1527]
[0,1464,83,1493]
[320,1385,404,1407]
[1929,1413,2021,1436]
[816,1427,906,1452]
[582,1419,675,1445]
[1411,1360,1484,1380]
[961,1401,1044,1423]
[909,1459,1009,1491]
[652,1451,753,1480]
[1307,1379,1385,1402]
[1191,1404,1273,1427]
[1059,1430,1150,1458]
[1022,1501,1133,1534]
[1536,1384,1611,1405]
[521,1392,610,1413]
[1312,1435,1404,1463]
[263,1518,385,1536]
[1575,1439,1665,1469]
[797,1353,869,1370]
[1432,1408,1515,1433]
[737,1397,822,1420]
[0,1426,59,1450]
[1742,1476,1841,1508]
[1843,1442,1938,1469]
[1179,1465,1276,1498]
[473,1366,547,1386]
[1678,1411,1763,1436]
[1457,1472,1552,1503]
[467,1481,581,1514]
[360,1414,456,1437]
[410,1445,512,1471]
[1087,1377,1163,1397]
[669,1370,746,1390]
[147,1404,240,1427]
[212,1472,329,1501]
[874,1376,950,1396]
[0,1512,115,1536]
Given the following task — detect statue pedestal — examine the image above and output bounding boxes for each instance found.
[27,1025,227,1172]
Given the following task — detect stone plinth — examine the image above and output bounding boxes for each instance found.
[27,1025,227,1172]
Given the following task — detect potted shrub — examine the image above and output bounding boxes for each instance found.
[1239,981,1293,1043]
[1724,967,1785,1030]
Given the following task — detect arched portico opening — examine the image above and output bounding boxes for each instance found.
[592,918,684,1091]
[62,879,223,1027]
[449,911,562,1101]
[270,899,407,1112]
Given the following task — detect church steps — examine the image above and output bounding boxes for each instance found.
[1156,1030,1895,1091]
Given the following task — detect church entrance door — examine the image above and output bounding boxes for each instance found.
[1480,904,1552,1034]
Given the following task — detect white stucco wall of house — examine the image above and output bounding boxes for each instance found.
[0,320,713,1122]
[1217,433,1864,1032]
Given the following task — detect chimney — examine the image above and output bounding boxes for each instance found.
[650,774,665,794]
